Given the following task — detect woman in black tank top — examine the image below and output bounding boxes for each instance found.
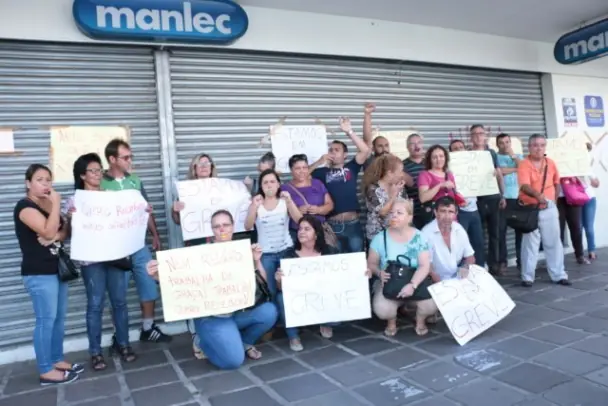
[13,164,82,386]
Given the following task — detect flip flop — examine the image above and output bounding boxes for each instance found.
[415,325,429,336]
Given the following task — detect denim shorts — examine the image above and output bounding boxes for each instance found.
[128,246,159,302]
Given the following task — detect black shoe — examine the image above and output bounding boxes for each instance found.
[556,279,572,286]
[140,324,172,343]
[521,281,533,288]
[40,370,79,386]
[58,363,84,374]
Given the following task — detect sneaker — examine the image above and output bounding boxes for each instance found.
[40,370,79,386]
[521,281,533,288]
[140,324,172,343]
[556,279,572,286]
[56,363,84,374]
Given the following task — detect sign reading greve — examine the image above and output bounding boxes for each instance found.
[428,265,515,346]
[177,178,251,241]
[156,240,255,322]
[70,190,149,262]
[280,253,371,328]
[73,0,249,44]
[554,17,608,65]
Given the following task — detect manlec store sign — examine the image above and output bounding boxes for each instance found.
[73,0,249,43]
[554,17,608,65]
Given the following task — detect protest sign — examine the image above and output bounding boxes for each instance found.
[156,240,255,322]
[280,252,371,328]
[50,126,130,183]
[373,130,418,160]
[271,125,328,173]
[487,136,523,155]
[0,129,15,153]
[428,265,515,346]
[70,190,149,262]
[449,151,499,197]
[177,178,251,241]
[545,133,590,177]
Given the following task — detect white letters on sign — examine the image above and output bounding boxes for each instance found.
[280,252,371,328]
[177,178,251,241]
[271,125,328,173]
[70,190,149,262]
[428,265,515,346]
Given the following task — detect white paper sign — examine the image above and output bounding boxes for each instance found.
[280,252,371,328]
[0,129,15,153]
[428,265,515,346]
[271,125,328,173]
[178,178,251,241]
[70,190,149,262]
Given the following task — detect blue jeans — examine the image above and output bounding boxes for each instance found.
[23,275,68,374]
[82,263,130,355]
[275,292,339,340]
[128,246,159,302]
[582,197,597,252]
[328,219,364,253]
[193,302,278,370]
[261,249,290,298]
[458,210,486,267]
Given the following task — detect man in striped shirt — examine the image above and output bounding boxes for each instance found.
[402,133,426,229]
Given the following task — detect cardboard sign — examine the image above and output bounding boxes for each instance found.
[0,129,15,153]
[428,265,515,346]
[50,126,130,183]
[545,134,591,177]
[373,130,418,160]
[449,151,499,197]
[271,125,328,173]
[280,252,371,328]
[177,178,251,241]
[70,190,149,262]
[156,240,256,322]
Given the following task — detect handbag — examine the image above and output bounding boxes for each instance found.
[105,256,132,271]
[381,230,432,300]
[54,244,80,282]
[419,172,465,225]
[505,162,548,234]
[244,270,271,311]
[285,183,338,247]
[560,177,590,206]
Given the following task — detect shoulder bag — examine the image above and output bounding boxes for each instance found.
[54,244,80,282]
[285,182,338,247]
[243,270,272,311]
[504,162,548,234]
[381,230,432,300]
[560,177,590,206]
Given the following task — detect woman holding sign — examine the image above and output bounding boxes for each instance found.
[367,198,436,337]
[147,210,278,370]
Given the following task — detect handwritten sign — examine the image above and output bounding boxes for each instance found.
[271,125,328,173]
[487,136,523,155]
[70,190,149,262]
[428,265,515,346]
[156,240,255,322]
[449,151,499,197]
[280,252,371,328]
[546,134,590,177]
[0,129,15,153]
[373,130,419,160]
[50,126,130,183]
[177,178,251,241]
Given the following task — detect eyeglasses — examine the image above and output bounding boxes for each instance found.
[119,155,134,161]
[86,168,102,174]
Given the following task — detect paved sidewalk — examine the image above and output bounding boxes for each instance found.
[1,251,608,406]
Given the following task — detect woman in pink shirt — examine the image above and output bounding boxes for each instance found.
[418,145,460,226]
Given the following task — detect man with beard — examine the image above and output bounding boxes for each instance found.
[362,103,390,170]
[402,133,426,229]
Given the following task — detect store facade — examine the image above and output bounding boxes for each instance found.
[0,0,607,361]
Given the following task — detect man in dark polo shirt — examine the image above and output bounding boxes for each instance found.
[402,133,426,229]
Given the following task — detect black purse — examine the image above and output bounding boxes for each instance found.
[381,230,432,300]
[105,256,132,271]
[505,163,548,234]
[54,244,80,282]
[244,270,271,311]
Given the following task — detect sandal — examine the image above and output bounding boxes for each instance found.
[415,325,429,336]
[384,326,398,337]
[109,337,137,363]
[289,339,304,352]
[245,346,262,360]
[91,355,107,371]
[577,256,591,265]
[589,252,597,261]
[319,326,333,339]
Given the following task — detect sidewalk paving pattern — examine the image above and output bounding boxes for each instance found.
[2,252,608,406]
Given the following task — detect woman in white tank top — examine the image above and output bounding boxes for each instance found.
[245,169,303,298]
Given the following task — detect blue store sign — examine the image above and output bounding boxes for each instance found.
[73,0,249,44]
[554,18,608,64]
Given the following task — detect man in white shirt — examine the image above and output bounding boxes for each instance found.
[422,196,476,281]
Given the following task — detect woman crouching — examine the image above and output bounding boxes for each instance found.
[146,210,278,370]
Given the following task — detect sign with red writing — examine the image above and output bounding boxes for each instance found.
[428,265,515,346]
[156,240,256,322]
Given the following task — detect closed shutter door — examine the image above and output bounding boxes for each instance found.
[168,50,545,259]
[0,41,165,349]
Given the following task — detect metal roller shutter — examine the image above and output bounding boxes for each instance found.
[0,41,165,349]
[168,49,545,259]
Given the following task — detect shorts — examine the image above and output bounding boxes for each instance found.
[128,246,159,302]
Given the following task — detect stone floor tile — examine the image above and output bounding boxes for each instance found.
[546,299,594,313]
[273,332,332,354]
[445,378,526,406]
[373,347,433,371]
[208,387,281,406]
[543,379,608,406]
[354,377,428,406]
[324,360,391,387]
[411,396,460,406]
[524,325,589,345]
[297,346,356,369]
[494,363,571,394]
[0,388,57,406]
[413,336,472,357]
[569,336,608,358]
[392,326,440,344]
[177,358,220,379]
[72,396,122,406]
[64,376,121,403]
[520,307,573,322]
[488,336,558,359]
[585,366,608,387]
[192,370,254,397]
[326,325,370,342]
[125,364,179,390]
[119,349,168,371]
[3,372,46,395]
[454,349,519,374]
[341,337,400,356]
[557,315,608,334]
[534,347,608,375]
[270,373,339,402]
[294,390,366,406]
[405,361,477,391]
[131,382,194,406]
[587,307,608,320]
[249,358,310,382]
[494,315,542,334]
[243,344,283,365]
[513,399,558,406]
